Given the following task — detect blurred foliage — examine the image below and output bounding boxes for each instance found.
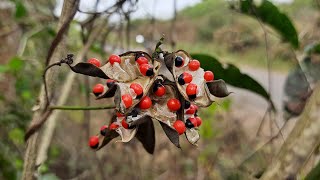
[14,0,27,19]
[306,160,320,180]
[191,53,274,109]
[239,0,299,48]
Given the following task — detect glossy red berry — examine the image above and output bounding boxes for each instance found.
[106,79,115,88]
[136,56,148,65]
[195,116,202,127]
[153,83,166,97]
[186,83,197,99]
[121,118,129,129]
[87,58,101,67]
[130,83,143,98]
[167,98,181,111]
[188,60,200,71]
[185,104,196,114]
[100,125,108,136]
[178,72,193,85]
[122,94,133,108]
[139,64,154,76]
[89,136,99,149]
[92,84,104,96]
[109,54,121,65]
[173,120,186,135]
[185,118,197,128]
[139,96,152,110]
[175,56,184,67]
[204,71,214,82]
[109,123,119,130]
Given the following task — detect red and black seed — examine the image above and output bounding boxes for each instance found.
[185,118,195,128]
[178,74,185,85]
[146,68,154,76]
[106,79,115,88]
[188,94,197,99]
[135,52,145,61]
[184,101,191,109]
[175,56,184,67]
[100,125,108,136]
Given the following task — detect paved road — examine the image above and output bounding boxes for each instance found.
[226,65,289,139]
[229,65,286,112]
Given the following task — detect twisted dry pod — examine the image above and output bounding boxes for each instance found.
[69,50,230,154]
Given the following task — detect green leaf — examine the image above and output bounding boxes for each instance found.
[0,65,9,73]
[191,53,275,109]
[8,56,24,72]
[239,0,299,49]
[305,42,320,55]
[15,1,27,19]
[46,27,56,37]
[305,160,320,180]
[8,128,24,145]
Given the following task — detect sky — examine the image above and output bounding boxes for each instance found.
[54,0,294,22]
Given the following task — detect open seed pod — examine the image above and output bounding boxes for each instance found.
[67,49,230,154]
[164,50,230,107]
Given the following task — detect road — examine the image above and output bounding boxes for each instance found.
[226,65,290,139]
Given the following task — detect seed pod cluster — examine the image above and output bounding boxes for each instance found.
[70,50,230,153]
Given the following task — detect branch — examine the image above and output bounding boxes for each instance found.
[36,17,109,167]
[261,83,320,179]
[22,1,79,179]
[49,105,115,110]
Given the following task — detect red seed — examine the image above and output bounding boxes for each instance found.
[109,54,121,65]
[121,119,129,129]
[139,64,154,76]
[204,71,214,82]
[189,117,198,127]
[139,96,152,110]
[175,56,184,67]
[92,84,104,96]
[88,136,99,149]
[109,123,119,130]
[185,104,196,114]
[186,83,197,98]
[116,112,124,117]
[188,60,200,71]
[136,56,148,65]
[173,120,186,135]
[130,83,143,96]
[195,116,202,127]
[122,94,133,108]
[178,72,193,85]
[106,79,116,87]
[100,125,108,136]
[167,98,181,111]
[154,84,166,97]
[87,58,101,67]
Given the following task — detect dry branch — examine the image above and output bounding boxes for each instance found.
[22,1,79,179]
[261,83,320,179]
[36,18,109,166]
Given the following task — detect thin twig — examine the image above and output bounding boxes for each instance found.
[250,4,284,141]
[49,105,115,110]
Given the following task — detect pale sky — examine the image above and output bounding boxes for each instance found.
[54,0,293,22]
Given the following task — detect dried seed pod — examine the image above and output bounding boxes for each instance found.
[66,48,230,153]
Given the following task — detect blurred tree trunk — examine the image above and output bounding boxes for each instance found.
[261,83,320,179]
[22,0,79,179]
